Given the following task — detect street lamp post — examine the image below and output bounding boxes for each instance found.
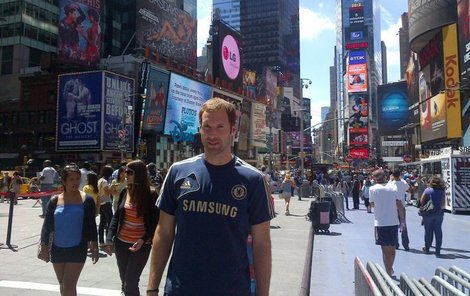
[299,78,312,177]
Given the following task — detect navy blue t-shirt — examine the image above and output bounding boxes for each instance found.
[157,154,275,295]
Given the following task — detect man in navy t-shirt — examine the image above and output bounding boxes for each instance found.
[147,98,275,296]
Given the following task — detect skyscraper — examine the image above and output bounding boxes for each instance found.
[213,0,301,98]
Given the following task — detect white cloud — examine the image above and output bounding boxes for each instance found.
[299,6,335,41]
[381,17,401,67]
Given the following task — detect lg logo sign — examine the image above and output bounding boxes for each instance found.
[221,35,240,80]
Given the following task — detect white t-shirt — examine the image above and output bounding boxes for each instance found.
[390,179,409,206]
[369,183,400,227]
[79,168,91,191]
[40,166,57,185]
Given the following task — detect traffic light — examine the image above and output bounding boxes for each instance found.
[327,134,332,141]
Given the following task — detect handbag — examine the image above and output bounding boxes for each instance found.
[418,198,435,216]
[37,232,53,263]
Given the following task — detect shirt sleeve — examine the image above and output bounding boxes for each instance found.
[156,165,177,215]
[249,174,275,225]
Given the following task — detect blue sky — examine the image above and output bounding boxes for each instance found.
[196,0,409,125]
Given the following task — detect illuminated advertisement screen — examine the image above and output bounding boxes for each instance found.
[102,72,135,152]
[243,69,256,99]
[163,73,212,142]
[136,0,197,67]
[348,93,368,147]
[345,42,369,50]
[350,148,369,159]
[406,53,420,123]
[212,20,242,92]
[420,92,447,142]
[142,68,170,134]
[349,50,366,65]
[345,26,368,43]
[349,6,364,25]
[377,81,408,136]
[57,71,103,151]
[347,63,368,93]
[58,0,102,67]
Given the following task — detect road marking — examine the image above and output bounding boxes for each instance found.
[0,280,121,295]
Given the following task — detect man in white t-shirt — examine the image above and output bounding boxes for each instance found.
[389,170,411,251]
[260,166,272,193]
[79,161,93,191]
[369,169,405,277]
[39,160,58,218]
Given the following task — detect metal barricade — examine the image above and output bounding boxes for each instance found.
[354,257,381,296]
[431,276,466,296]
[435,266,470,294]
[399,273,425,296]
[449,266,470,283]
[366,262,404,296]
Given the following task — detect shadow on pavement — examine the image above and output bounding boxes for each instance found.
[270,225,281,229]
[314,231,342,236]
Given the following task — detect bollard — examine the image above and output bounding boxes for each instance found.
[0,192,18,251]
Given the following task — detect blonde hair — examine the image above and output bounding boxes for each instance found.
[285,174,291,180]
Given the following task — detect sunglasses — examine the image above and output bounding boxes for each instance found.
[125,168,134,175]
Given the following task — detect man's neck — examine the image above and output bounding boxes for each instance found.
[204,153,233,166]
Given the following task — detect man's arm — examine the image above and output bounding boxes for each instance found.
[396,200,405,229]
[251,221,271,296]
[147,211,176,295]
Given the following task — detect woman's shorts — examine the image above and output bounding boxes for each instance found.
[51,241,87,263]
[375,225,398,246]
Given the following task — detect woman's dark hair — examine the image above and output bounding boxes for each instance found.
[127,160,151,217]
[429,176,445,191]
[60,164,81,192]
[86,172,99,194]
[99,165,113,180]
[116,166,126,183]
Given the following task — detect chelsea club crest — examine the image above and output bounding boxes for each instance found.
[231,184,247,201]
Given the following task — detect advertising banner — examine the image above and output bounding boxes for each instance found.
[237,100,252,152]
[243,70,257,99]
[57,71,103,151]
[286,132,310,149]
[406,53,420,123]
[102,72,135,152]
[349,6,364,25]
[350,148,369,159]
[348,93,368,147]
[349,50,366,65]
[136,0,197,67]
[58,0,102,67]
[420,92,447,142]
[458,0,470,80]
[142,68,170,134]
[257,67,278,104]
[347,64,368,93]
[212,20,242,92]
[164,73,212,142]
[213,89,243,142]
[409,0,457,51]
[377,81,409,135]
[442,24,462,139]
[251,102,267,148]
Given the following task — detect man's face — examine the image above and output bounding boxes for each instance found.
[200,109,234,157]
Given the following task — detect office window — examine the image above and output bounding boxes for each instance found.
[1,45,13,75]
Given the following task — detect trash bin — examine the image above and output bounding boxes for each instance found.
[301,180,310,198]
[309,200,331,233]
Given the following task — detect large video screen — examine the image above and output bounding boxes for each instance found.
[58,0,102,67]
[163,73,212,141]
[136,0,197,67]
[142,68,170,134]
[377,81,408,136]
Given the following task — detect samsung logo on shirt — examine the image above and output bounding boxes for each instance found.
[182,200,238,218]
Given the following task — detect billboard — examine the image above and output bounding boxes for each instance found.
[406,53,420,123]
[57,71,135,152]
[212,20,243,92]
[243,70,257,99]
[142,68,170,134]
[420,92,447,142]
[348,50,366,65]
[377,81,409,136]
[102,72,135,151]
[350,148,369,159]
[347,63,368,93]
[409,0,457,51]
[349,6,364,25]
[58,0,102,66]
[458,0,470,145]
[257,67,278,104]
[137,0,197,67]
[251,102,267,148]
[345,26,368,44]
[163,73,212,142]
[348,93,368,147]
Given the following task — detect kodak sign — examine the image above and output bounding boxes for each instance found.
[443,24,462,139]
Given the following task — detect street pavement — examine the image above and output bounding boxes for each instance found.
[2,195,469,296]
[311,198,470,295]
[0,194,313,295]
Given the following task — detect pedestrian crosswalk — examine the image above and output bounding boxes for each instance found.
[0,280,121,295]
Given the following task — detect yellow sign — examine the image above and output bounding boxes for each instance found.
[443,23,462,139]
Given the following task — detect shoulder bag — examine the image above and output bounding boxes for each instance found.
[418,198,435,216]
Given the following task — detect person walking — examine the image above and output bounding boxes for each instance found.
[419,176,446,257]
[97,165,113,247]
[362,177,372,213]
[38,164,99,296]
[351,174,361,209]
[335,177,350,210]
[281,173,296,215]
[9,171,22,205]
[147,98,275,296]
[110,166,127,213]
[389,170,410,251]
[39,160,58,218]
[0,172,11,203]
[82,172,100,216]
[79,161,93,191]
[369,169,405,277]
[104,160,159,296]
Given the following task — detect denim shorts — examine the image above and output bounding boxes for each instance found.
[375,225,398,246]
[51,241,87,263]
